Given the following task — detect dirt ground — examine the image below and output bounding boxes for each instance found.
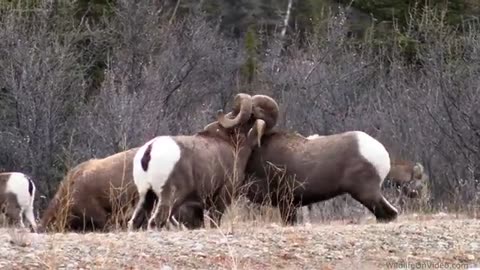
[1,213,479,270]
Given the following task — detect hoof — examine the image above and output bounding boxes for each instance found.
[147,223,156,231]
[376,215,398,223]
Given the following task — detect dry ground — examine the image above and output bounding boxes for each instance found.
[1,213,480,270]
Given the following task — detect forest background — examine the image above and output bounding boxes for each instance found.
[0,0,479,217]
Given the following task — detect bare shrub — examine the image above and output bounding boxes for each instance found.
[0,4,87,205]
[42,173,76,233]
[234,5,480,222]
[75,1,244,156]
[106,180,136,232]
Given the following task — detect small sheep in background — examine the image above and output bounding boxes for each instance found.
[0,172,38,232]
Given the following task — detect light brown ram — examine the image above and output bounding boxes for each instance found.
[38,147,204,232]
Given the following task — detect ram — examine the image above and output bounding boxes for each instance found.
[386,159,427,199]
[128,93,279,230]
[243,130,428,225]
[0,172,37,232]
[299,153,428,223]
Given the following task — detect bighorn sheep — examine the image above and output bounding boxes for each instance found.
[244,130,411,225]
[0,172,37,232]
[38,148,204,233]
[128,93,279,231]
[299,154,428,223]
[385,159,427,198]
[382,159,428,209]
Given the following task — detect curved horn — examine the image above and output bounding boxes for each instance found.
[217,93,253,128]
[203,121,219,131]
[247,119,266,147]
[251,94,279,132]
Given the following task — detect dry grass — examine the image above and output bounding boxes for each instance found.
[21,146,478,269]
[0,212,479,270]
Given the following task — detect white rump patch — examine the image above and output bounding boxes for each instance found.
[133,136,182,199]
[129,136,181,231]
[306,134,322,140]
[5,172,33,208]
[354,131,391,185]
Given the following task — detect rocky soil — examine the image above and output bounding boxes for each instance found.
[1,213,479,270]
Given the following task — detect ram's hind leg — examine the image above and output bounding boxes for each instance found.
[147,187,173,231]
[17,207,26,229]
[4,196,22,228]
[148,203,171,231]
[377,196,399,222]
[206,186,232,228]
[24,206,38,233]
[350,180,398,223]
[132,189,157,230]
[128,188,149,231]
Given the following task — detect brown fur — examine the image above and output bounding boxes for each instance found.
[132,93,280,230]
[39,148,139,232]
[38,148,203,233]
[243,130,399,225]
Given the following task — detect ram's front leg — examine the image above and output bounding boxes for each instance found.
[207,187,233,228]
[148,204,172,231]
[207,204,227,229]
